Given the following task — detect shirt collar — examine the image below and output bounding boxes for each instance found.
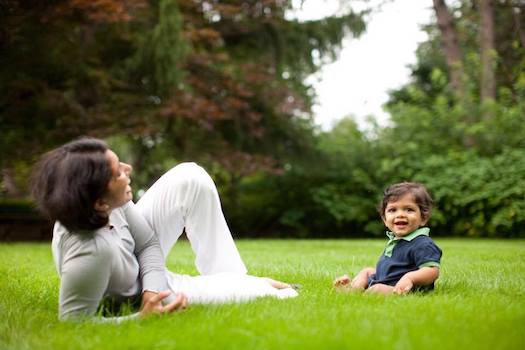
[386,227,430,242]
[383,227,430,258]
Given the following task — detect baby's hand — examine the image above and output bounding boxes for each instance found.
[333,274,351,287]
[393,276,414,295]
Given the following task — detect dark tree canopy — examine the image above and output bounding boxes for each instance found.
[0,0,365,175]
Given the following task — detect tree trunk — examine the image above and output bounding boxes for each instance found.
[480,0,496,108]
[432,0,465,99]
[511,2,525,48]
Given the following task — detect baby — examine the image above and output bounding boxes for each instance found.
[334,182,442,294]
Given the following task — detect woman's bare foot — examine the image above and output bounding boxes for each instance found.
[263,277,291,289]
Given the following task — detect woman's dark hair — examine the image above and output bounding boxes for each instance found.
[379,182,433,221]
[31,137,112,231]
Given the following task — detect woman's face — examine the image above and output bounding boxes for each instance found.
[102,149,133,209]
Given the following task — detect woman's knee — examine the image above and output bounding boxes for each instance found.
[168,162,217,193]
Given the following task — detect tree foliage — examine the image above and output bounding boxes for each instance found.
[227,0,525,238]
[1,0,366,195]
[2,1,523,238]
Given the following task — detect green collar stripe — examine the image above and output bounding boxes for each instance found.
[384,227,430,257]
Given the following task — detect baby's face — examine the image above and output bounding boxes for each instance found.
[382,193,427,237]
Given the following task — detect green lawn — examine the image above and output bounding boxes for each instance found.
[1,239,524,350]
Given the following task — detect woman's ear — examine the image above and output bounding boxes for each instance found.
[94,198,110,212]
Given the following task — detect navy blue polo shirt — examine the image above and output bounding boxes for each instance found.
[368,227,442,290]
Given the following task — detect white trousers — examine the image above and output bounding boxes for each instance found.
[136,162,297,303]
[136,162,246,275]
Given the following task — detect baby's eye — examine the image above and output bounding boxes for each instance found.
[387,208,396,213]
[407,208,415,212]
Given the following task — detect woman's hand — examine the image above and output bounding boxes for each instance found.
[140,291,188,318]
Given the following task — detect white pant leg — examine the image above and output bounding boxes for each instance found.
[135,162,247,275]
[165,272,298,304]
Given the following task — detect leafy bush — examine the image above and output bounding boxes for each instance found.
[417,149,525,237]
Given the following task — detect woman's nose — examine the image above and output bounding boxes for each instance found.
[122,162,132,175]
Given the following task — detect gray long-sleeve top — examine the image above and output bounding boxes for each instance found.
[51,201,170,321]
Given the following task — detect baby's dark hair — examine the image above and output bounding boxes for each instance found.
[379,182,433,221]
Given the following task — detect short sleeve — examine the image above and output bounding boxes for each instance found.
[412,237,442,268]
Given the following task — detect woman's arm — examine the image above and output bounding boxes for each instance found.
[123,202,174,303]
[59,238,184,322]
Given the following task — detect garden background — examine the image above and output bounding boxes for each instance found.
[2,0,524,241]
[1,0,524,238]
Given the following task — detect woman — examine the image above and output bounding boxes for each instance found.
[31,138,297,322]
